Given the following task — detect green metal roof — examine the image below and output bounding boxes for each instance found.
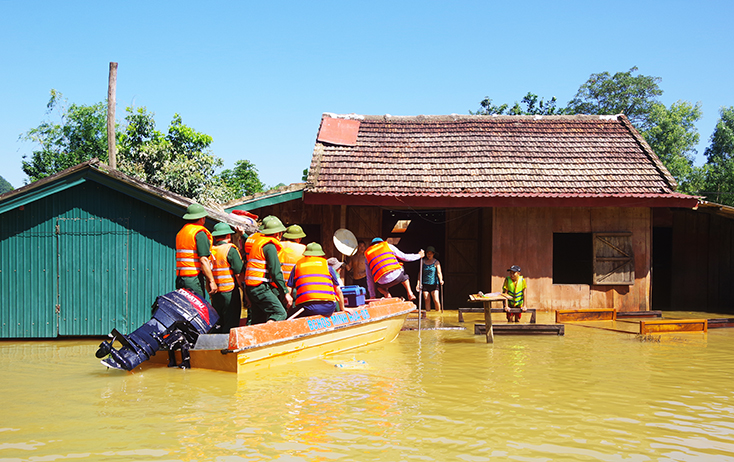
[224,184,305,213]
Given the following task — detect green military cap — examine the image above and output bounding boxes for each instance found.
[259,216,287,235]
[183,203,208,220]
[211,222,234,237]
[303,242,326,257]
[283,224,306,239]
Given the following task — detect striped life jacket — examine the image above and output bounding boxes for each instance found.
[244,235,282,287]
[278,246,301,284]
[244,232,262,260]
[365,241,402,282]
[281,240,306,256]
[503,276,526,308]
[211,242,240,292]
[293,256,336,306]
[175,223,213,277]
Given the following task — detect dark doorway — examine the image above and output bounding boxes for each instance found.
[380,209,446,300]
[297,224,321,247]
[652,227,673,310]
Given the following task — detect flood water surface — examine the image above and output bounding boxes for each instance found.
[2,311,733,461]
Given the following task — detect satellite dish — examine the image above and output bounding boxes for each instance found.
[333,228,358,256]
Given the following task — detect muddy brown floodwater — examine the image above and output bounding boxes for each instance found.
[1,311,733,461]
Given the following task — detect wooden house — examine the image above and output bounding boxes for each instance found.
[229,113,700,312]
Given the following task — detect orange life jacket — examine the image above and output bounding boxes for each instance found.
[281,240,306,256]
[293,256,336,306]
[175,224,213,277]
[211,242,240,292]
[278,246,302,284]
[244,235,282,287]
[365,241,402,282]
[244,232,262,260]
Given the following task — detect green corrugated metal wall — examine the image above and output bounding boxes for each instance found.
[1,181,180,338]
[0,197,57,337]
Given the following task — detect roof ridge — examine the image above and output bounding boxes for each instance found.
[322,113,625,122]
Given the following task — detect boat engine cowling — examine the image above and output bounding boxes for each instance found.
[96,289,219,371]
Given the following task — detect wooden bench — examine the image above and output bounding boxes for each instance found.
[708,318,734,328]
[474,323,564,336]
[458,307,537,323]
[640,319,708,334]
[556,309,616,323]
[616,310,663,318]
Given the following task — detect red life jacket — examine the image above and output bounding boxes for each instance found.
[244,235,282,287]
[175,224,212,277]
[364,241,402,282]
[211,242,240,292]
[293,256,336,306]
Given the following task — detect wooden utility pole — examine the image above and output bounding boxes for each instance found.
[107,62,118,169]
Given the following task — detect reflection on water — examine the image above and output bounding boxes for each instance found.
[1,311,733,461]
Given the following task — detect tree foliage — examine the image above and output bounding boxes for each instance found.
[472,92,563,116]
[219,160,265,198]
[472,68,704,193]
[20,90,265,204]
[566,67,663,127]
[643,101,703,194]
[116,108,225,203]
[702,107,734,205]
[21,90,109,180]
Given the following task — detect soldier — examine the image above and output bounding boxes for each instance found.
[175,203,216,299]
[278,224,307,284]
[210,222,245,332]
[243,217,289,324]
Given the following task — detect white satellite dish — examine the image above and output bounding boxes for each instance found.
[333,228,358,256]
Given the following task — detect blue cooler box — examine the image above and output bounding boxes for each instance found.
[342,285,366,307]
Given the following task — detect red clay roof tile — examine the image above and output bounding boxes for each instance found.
[306,114,692,203]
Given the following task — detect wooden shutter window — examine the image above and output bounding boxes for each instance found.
[593,233,634,285]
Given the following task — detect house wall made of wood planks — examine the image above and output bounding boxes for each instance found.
[671,209,734,313]
[491,207,652,312]
[250,202,343,257]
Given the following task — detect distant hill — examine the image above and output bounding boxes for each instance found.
[0,175,14,194]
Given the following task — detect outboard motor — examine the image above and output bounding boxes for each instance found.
[96,289,219,370]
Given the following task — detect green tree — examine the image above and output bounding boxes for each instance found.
[643,101,703,194]
[0,175,13,194]
[20,91,239,204]
[473,92,563,115]
[702,107,734,205]
[565,68,704,190]
[566,66,663,127]
[219,160,265,199]
[21,90,109,181]
[116,109,226,204]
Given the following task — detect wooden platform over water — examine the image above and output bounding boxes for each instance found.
[474,323,564,336]
[555,309,733,334]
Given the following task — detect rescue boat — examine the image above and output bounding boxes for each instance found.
[153,297,415,373]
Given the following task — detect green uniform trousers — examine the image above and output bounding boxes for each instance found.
[176,274,207,301]
[245,283,287,324]
[211,288,242,333]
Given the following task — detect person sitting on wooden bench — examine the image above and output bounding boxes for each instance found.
[502,265,527,322]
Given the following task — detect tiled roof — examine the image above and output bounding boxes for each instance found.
[306,114,683,200]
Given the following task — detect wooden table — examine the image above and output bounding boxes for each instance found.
[468,293,510,343]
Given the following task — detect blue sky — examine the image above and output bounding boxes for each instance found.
[1,1,732,190]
